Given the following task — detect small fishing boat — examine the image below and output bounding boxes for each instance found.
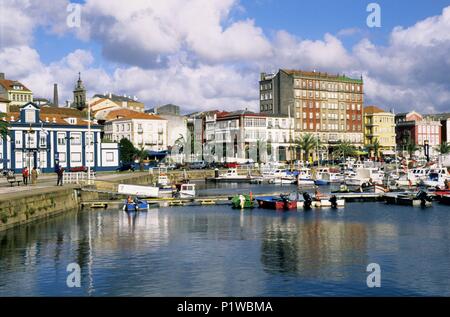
[384,191,432,207]
[256,195,297,210]
[314,179,329,186]
[231,194,255,209]
[360,183,388,193]
[123,199,150,212]
[206,168,253,183]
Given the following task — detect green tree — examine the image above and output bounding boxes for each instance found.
[406,142,419,159]
[134,147,148,171]
[0,113,9,140]
[295,133,317,161]
[333,141,357,161]
[119,138,136,163]
[436,142,450,155]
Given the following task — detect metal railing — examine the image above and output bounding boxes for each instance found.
[63,171,96,185]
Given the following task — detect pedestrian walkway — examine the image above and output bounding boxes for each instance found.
[0,171,147,195]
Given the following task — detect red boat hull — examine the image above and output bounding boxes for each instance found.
[257,199,297,210]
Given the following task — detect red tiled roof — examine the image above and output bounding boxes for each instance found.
[0,79,31,92]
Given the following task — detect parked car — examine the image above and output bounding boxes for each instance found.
[116,162,135,172]
[223,162,239,169]
[188,161,206,169]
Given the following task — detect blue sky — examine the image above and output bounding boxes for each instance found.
[1,0,450,113]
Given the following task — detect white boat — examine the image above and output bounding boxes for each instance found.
[268,169,296,184]
[423,168,450,188]
[118,184,159,198]
[157,174,171,188]
[297,168,315,185]
[322,172,344,183]
[179,183,196,198]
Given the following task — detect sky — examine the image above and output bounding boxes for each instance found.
[0,0,450,114]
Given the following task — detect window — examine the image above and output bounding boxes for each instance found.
[25,110,35,123]
[57,133,66,146]
[86,152,94,163]
[71,133,81,145]
[40,135,47,147]
[59,153,66,163]
[15,131,22,148]
[71,152,81,162]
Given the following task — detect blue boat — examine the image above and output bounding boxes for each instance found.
[123,200,150,212]
[314,179,329,186]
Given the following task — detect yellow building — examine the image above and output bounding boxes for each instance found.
[364,106,396,155]
[0,73,33,107]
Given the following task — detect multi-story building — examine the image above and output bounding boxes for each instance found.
[1,102,119,173]
[104,109,168,152]
[0,73,33,107]
[424,113,450,144]
[364,106,396,155]
[395,111,441,157]
[259,69,364,148]
[209,110,295,163]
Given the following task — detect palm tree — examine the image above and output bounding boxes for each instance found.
[295,133,317,162]
[367,138,381,159]
[333,141,357,161]
[436,142,450,155]
[406,142,418,159]
[135,147,148,171]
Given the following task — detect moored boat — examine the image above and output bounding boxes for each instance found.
[256,195,297,210]
[231,194,255,209]
[123,199,150,212]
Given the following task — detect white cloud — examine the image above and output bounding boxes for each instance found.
[1,1,450,114]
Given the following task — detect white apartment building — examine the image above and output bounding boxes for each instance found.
[205,111,295,163]
[104,111,168,152]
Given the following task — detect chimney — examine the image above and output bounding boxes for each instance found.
[0,73,4,80]
[53,83,59,107]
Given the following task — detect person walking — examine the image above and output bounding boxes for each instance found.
[22,167,29,185]
[31,167,38,186]
[55,163,64,186]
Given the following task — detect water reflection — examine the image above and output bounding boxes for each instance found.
[261,217,368,281]
[0,203,450,296]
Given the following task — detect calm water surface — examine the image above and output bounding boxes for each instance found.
[1,191,450,296]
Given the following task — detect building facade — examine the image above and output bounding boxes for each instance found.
[396,111,442,157]
[1,102,119,173]
[364,106,396,154]
[259,69,364,148]
[0,73,33,107]
[205,111,295,163]
[104,110,168,152]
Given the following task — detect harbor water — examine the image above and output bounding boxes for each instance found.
[0,183,450,296]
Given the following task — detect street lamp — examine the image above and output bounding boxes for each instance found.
[424,140,430,162]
